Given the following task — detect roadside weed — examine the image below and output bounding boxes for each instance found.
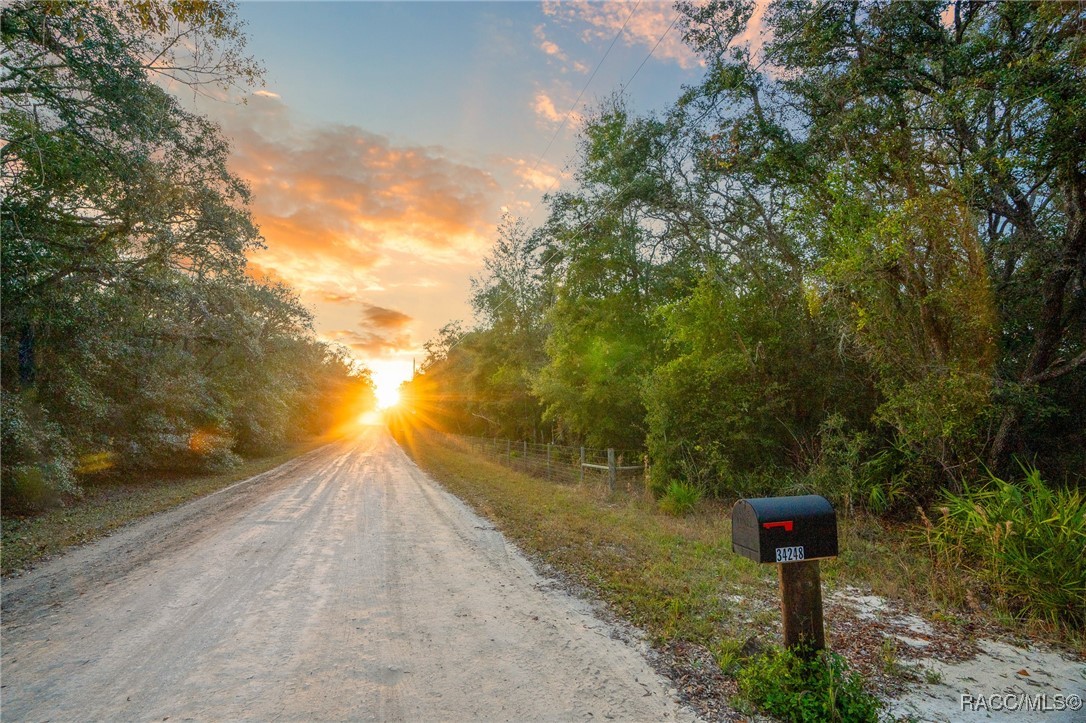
[737,648,884,722]
[658,479,702,516]
[920,466,1085,631]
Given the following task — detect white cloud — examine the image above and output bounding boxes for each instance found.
[546,0,702,71]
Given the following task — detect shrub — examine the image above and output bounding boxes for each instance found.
[1,393,78,513]
[921,466,1086,630]
[657,479,702,516]
[803,414,913,516]
[737,647,883,722]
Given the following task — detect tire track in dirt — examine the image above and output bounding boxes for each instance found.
[1,427,696,722]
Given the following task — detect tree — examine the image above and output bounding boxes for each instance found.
[676,0,1085,482]
[468,215,550,439]
[1,1,367,509]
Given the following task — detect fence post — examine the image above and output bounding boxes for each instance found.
[607,448,616,492]
[523,440,528,471]
[546,443,552,480]
[579,446,585,485]
[506,439,511,464]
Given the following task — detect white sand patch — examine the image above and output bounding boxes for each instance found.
[889,639,1085,722]
[829,587,1084,722]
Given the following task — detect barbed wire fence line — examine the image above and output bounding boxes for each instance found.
[437,433,649,494]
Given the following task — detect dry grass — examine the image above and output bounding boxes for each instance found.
[398,431,1084,672]
[394,432,952,663]
[1,437,329,576]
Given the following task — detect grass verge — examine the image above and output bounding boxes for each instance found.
[1,437,328,576]
[395,431,904,717]
[397,430,1084,717]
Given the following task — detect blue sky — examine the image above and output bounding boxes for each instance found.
[197,1,710,390]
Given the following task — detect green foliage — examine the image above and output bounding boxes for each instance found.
[1,1,372,510]
[1,394,77,513]
[657,479,702,516]
[644,272,873,499]
[817,187,998,495]
[737,648,884,723]
[802,415,914,516]
[534,203,667,449]
[408,0,1084,517]
[922,468,1086,630]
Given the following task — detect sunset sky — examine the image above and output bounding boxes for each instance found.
[186,1,719,392]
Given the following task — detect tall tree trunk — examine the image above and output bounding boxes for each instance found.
[989,168,1086,468]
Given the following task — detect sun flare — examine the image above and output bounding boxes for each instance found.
[368,360,411,411]
[375,383,401,410]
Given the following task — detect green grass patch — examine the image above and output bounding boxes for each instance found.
[658,479,703,516]
[1,438,326,576]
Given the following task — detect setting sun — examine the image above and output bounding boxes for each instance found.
[368,359,411,410]
[374,383,401,410]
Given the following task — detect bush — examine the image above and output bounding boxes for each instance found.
[737,647,883,722]
[803,414,910,516]
[921,467,1086,630]
[658,479,702,516]
[1,393,78,513]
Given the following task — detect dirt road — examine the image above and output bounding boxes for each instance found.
[2,427,695,722]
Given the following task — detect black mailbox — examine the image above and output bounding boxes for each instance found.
[732,495,838,564]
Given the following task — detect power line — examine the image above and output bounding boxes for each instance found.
[531,7,680,207]
[439,9,684,361]
[437,3,824,363]
[624,9,680,91]
[525,0,643,185]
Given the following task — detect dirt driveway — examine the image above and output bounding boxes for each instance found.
[1,427,695,722]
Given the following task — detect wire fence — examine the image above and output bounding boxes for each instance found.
[439,433,647,493]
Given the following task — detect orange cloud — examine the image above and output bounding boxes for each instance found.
[509,157,561,192]
[535,24,588,73]
[326,329,414,356]
[533,91,566,124]
[533,90,584,130]
[220,93,500,304]
[535,23,568,60]
[325,301,415,355]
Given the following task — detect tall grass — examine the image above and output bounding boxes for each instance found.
[920,467,1085,630]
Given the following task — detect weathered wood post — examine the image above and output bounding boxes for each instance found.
[779,560,825,651]
[546,444,552,480]
[607,448,616,492]
[579,446,585,485]
[523,440,528,471]
[643,453,650,497]
[731,495,838,659]
[506,439,511,464]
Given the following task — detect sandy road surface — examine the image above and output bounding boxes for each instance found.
[2,427,695,722]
